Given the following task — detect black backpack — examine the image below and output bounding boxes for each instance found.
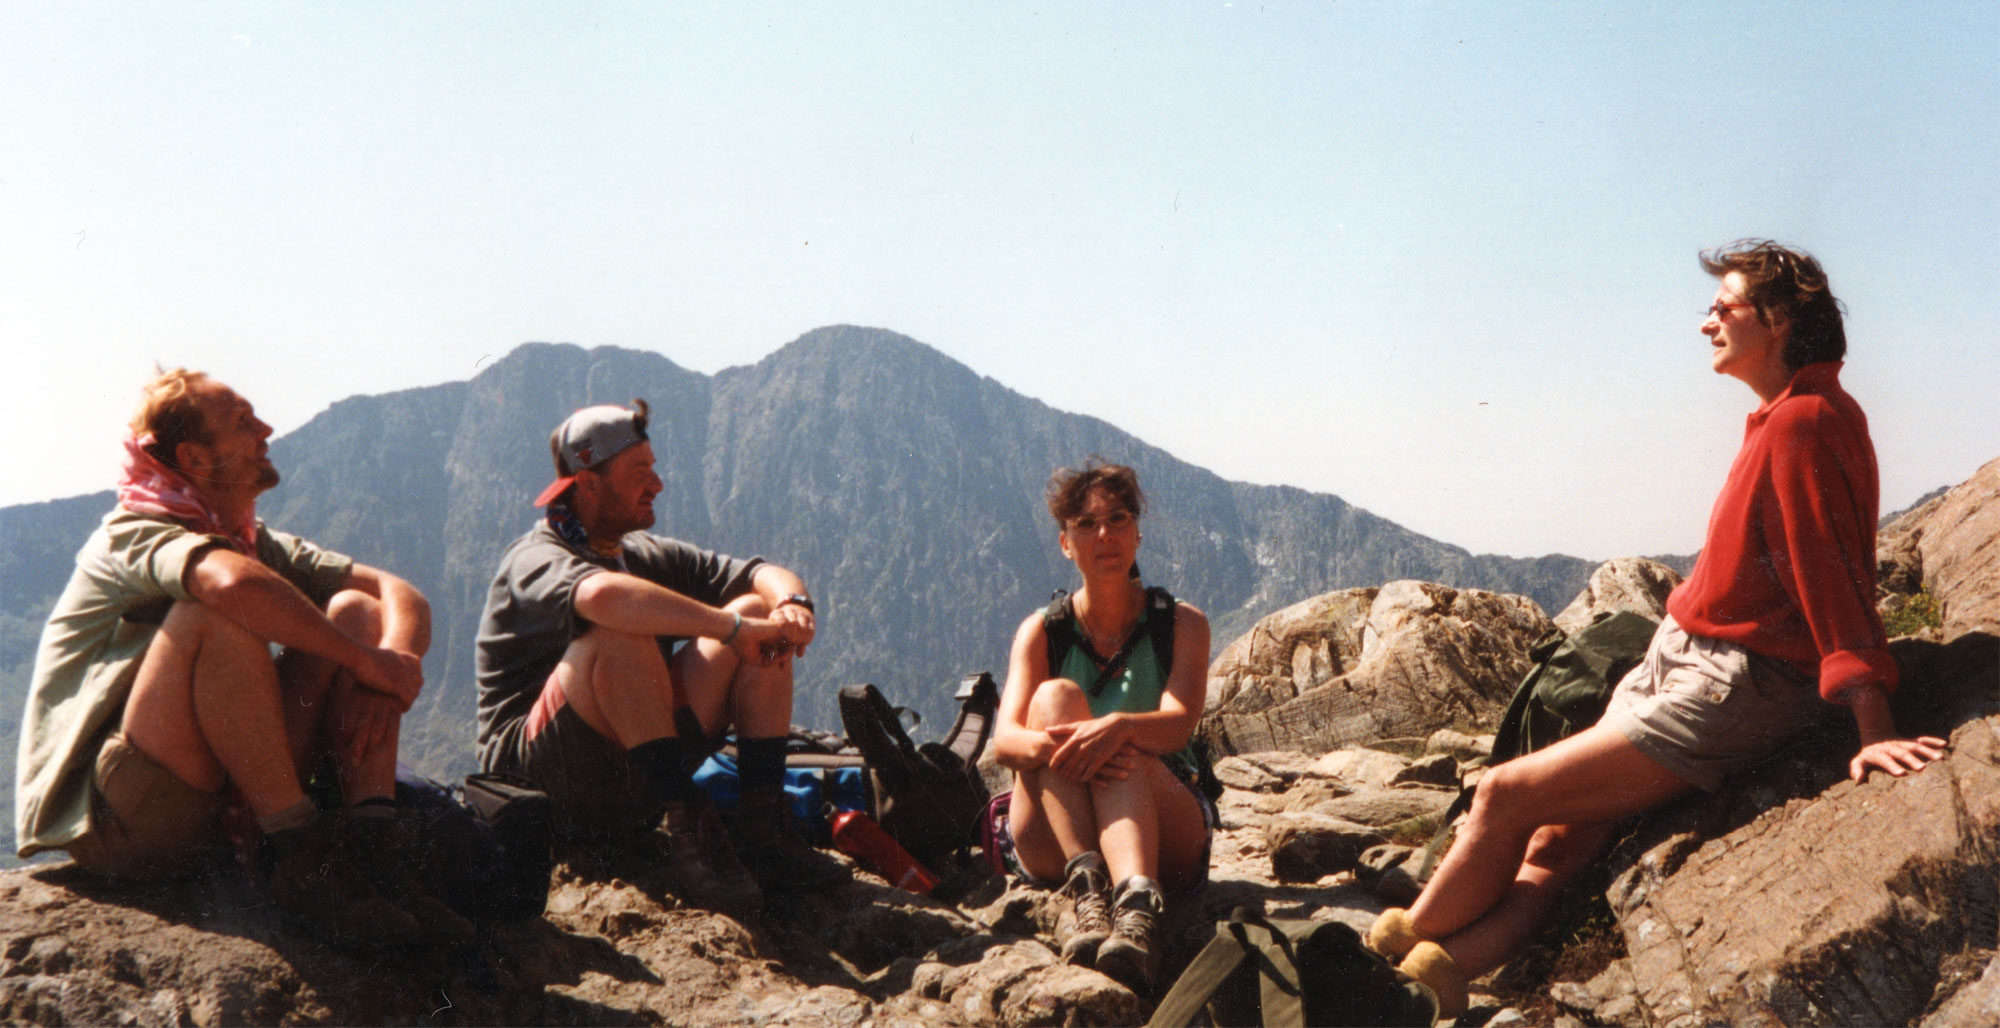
[394,770,554,923]
[1147,907,1438,1028]
[837,673,999,871]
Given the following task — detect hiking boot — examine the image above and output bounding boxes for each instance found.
[349,812,478,947]
[1094,875,1163,990]
[1057,850,1113,967]
[265,813,423,948]
[659,798,762,913]
[735,786,851,893]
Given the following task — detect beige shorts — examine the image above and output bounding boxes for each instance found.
[1598,616,1827,792]
[66,732,226,880]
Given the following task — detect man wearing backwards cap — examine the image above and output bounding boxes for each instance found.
[14,368,469,948]
[475,398,832,905]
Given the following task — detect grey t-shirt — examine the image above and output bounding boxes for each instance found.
[474,521,764,772]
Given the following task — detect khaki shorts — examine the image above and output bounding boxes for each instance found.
[1598,616,1827,792]
[66,732,226,880]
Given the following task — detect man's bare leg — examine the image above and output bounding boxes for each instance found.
[1407,724,1689,973]
[121,602,307,819]
[276,590,401,804]
[120,601,422,942]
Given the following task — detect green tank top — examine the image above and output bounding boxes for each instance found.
[1052,601,1198,780]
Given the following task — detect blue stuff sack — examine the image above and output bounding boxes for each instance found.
[694,752,863,845]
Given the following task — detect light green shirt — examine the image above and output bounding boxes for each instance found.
[1052,601,1199,781]
[14,509,351,858]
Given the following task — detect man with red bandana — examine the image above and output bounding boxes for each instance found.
[13,368,465,947]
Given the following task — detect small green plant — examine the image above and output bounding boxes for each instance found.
[1883,588,1943,637]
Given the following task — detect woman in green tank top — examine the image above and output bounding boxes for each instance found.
[990,461,1213,992]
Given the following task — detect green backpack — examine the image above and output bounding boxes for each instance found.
[1147,907,1438,1028]
[1417,611,1658,870]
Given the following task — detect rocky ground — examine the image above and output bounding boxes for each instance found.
[3,457,1997,1026]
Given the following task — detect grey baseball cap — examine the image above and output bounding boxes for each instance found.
[533,399,650,506]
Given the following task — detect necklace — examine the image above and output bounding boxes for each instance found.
[1076,601,1140,659]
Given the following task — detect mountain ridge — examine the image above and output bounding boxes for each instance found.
[1,327,1607,836]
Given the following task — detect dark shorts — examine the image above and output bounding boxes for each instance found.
[986,766,1219,891]
[494,684,663,842]
[66,732,227,880]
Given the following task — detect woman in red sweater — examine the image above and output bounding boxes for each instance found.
[1365,241,1948,1014]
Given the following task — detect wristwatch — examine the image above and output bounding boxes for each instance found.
[778,593,815,613]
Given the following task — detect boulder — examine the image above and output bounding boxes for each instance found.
[1211,750,1316,792]
[1551,557,1683,634]
[1205,588,1377,715]
[1878,523,1927,598]
[1306,747,1415,789]
[908,933,1141,1027]
[1390,752,1462,789]
[1202,581,1553,756]
[1925,952,2000,1027]
[1885,455,2000,638]
[1425,728,1493,763]
[1264,811,1387,882]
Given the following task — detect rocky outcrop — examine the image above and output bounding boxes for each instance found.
[1573,631,2000,1027]
[1201,581,1553,756]
[1882,455,2000,638]
[1551,557,1682,634]
[7,455,1999,1027]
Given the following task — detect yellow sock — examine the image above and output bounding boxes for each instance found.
[1398,941,1468,1018]
[1363,907,1422,961]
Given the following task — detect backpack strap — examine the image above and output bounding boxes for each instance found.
[1042,590,1080,679]
[1042,586,1179,696]
[941,671,1000,767]
[1144,585,1177,676]
[1146,908,1266,1028]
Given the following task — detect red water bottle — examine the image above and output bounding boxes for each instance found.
[829,809,938,894]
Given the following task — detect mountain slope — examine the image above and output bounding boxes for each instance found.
[0,327,1596,805]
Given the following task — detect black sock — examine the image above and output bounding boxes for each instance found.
[350,795,397,821]
[737,736,786,792]
[631,736,697,805]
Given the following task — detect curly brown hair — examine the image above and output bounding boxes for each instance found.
[1045,459,1146,524]
[1700,239,1846,370]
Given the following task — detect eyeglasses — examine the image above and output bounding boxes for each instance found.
[1705,301,1753,320]
[1066,510,1135,534]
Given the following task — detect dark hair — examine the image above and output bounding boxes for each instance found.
[1700,239,1846,369]
[1045,459,1146,524]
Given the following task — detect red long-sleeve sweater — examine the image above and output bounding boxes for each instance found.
[1666,362,1898,703]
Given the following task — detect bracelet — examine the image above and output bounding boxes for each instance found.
[722,610,743,645]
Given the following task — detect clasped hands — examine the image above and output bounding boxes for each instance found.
[730,604,816,666]
[1043,715,1145,785]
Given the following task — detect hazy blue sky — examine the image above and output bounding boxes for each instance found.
[6,2,1994,559]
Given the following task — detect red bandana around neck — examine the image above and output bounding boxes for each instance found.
[117,433,259,553]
